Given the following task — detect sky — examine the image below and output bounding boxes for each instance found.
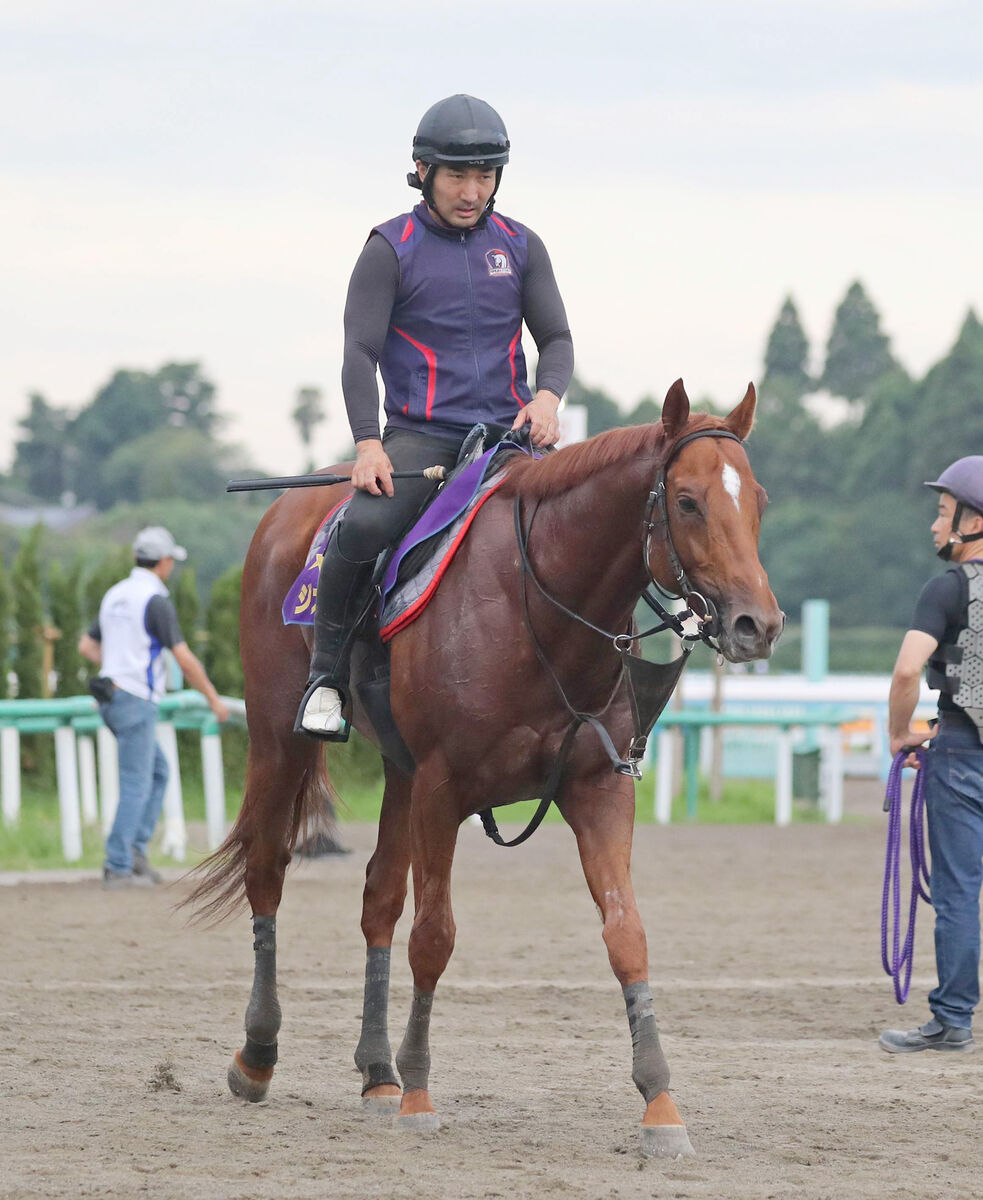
[2,0,981,476]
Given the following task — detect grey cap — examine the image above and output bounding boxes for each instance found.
[924,457,983,515]
[132,526,188,562]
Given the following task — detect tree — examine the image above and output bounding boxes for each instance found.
[96,428,232,509]
[204,565,243,694]
[12,525,45,699]
[819,281,897,401]
[69,362,221,503]
[761,297,811,401]
[903,310,983,490]
[292,386,325,469]
[11,393,72,502]
[625,395,661,426]
[172,566,200,655]
[49,559,84,697]
[0,554,11,699]
[565,375,624,436]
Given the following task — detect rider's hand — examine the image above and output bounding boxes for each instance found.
[511,390,561,448]
[210,697,230,724]
[890,726,932,767]
[351,439,394,497]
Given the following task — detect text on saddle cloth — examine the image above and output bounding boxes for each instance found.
[281,443,524,631]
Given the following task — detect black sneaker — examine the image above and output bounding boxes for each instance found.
[132,853,163,884]
[879,1017,975,1054]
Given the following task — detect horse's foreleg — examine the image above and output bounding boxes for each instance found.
[355,760,412,1113]
[561,774,695,1159]
[392,765,459,1131]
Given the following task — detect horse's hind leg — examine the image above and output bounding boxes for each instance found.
[355,759,412,1113]
[227,738,318,1103]
[559,772,695,1159]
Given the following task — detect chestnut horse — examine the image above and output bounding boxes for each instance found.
[188,379,782,1158]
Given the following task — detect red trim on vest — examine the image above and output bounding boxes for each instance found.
[490,214,517,237]
[379,479,508,641]
[508,327,524,407]
[392,327,437,419]
[400,217,414,243]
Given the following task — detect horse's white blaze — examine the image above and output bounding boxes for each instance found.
[722,463,741,511]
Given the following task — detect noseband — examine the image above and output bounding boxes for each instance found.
[640,427,744,648]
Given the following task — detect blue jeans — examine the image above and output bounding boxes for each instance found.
[100,689,169,875]
[924,718,983,1030]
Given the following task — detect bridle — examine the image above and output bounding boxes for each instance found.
[641,427,744,649]
[478,424,747,844]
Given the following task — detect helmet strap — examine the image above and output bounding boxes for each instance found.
[938,501,983,560]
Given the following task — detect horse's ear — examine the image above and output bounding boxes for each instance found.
[723,382,756,441]
[661,378,690,439]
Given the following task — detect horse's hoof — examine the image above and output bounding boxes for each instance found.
[393,1111,441,1133]
[639,1125,695,1159]
[362,1084,402,1114]
[227,1051,274,1103]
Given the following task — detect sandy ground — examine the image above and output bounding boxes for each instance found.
[2,791,981,1199]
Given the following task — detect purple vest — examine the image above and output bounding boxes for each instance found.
[372,202,533,433]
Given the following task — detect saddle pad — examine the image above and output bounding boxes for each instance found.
[281,441,525,631]
[281,494,352,626]
[379,469,509,641]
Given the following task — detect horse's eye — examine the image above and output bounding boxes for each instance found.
[677,496,700,515]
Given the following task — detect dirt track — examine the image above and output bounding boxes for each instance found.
[3,814,981,1199]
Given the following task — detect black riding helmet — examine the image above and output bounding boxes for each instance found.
[407,94,510,214]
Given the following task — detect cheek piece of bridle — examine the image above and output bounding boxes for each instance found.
[479,427,745,848]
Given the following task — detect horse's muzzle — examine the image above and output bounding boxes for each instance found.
[717,604,785,663]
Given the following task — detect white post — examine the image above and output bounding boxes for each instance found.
[156,722,187,861]
[97,724,119,836]
[1,725,21,826]
[821,723,844,825]
[774,727,793,827]
[655,729,675,825]
[201,731,226,851]
[77,735,99,825]
[54,725,83,862]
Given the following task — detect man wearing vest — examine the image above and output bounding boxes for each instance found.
[79,527,229,888]
[880,458,983,1053]
[297,93,574,738]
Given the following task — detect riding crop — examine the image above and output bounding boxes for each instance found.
[880,749,931,1004]
[226,466,448,493]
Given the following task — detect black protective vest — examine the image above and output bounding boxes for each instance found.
[926,561,983,740]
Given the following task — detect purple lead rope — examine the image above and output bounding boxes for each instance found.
[880,749,931,1003]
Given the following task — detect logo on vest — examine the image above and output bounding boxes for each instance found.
[485,249,512,277]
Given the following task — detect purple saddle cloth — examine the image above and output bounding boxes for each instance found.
[282,443,525,629]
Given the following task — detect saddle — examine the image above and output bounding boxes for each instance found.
[282,426,537,772]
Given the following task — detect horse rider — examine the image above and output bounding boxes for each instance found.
[880,457,983,1053]
[297,94,575,738]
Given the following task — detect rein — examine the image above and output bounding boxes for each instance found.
[880,750,931,1003]
[478,425,743,847]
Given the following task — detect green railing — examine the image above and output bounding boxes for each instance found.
[0,691,246,863]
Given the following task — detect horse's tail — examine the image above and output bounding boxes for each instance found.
[178,748,339,926]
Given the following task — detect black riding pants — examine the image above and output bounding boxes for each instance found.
[310,427,465,681]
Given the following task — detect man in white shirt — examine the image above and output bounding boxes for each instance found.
[79,527,229,888]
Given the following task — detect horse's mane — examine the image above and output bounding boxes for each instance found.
[499,413,724,500]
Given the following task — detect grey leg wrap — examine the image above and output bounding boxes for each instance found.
[624,981,670,1102]
[354,947,399,1093]
[242,915,280,1070]
[395,987,434,1094]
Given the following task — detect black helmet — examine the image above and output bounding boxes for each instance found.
[412,94,510,168]
[408,95,509,213]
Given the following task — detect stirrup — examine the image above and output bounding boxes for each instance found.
[293,678,351,743]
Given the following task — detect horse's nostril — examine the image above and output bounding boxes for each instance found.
[733,615,758,642]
